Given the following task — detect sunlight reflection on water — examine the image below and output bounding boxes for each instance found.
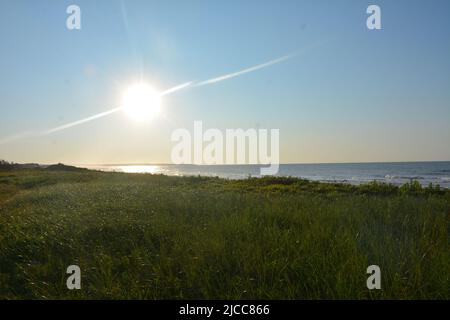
[118,165,163,174]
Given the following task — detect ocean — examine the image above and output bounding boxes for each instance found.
[80,161,450,188]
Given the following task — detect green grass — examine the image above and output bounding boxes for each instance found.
[0,168,448,299]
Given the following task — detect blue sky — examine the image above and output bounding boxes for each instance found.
[0,0,449,164]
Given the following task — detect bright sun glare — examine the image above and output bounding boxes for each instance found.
[122,83,161,121]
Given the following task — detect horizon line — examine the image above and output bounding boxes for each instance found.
[44,159,450,167]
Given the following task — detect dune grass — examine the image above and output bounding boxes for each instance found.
[0,168,448,299]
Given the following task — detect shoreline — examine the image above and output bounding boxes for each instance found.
[2,164,450,192]
[3,160,450,188]
[80,163,450,189]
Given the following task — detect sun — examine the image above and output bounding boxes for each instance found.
[121,82,161,121]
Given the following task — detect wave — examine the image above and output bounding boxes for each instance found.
[384,175,425,180]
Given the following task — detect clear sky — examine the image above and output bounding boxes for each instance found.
[1,0,449,164]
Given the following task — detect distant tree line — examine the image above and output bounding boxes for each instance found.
[0,160,18,170]
[0,160,42,170]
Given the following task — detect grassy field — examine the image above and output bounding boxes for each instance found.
[0,167,448,299]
